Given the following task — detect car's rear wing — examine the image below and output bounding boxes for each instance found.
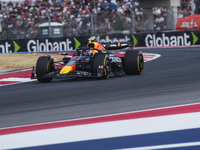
[102,42,132,50]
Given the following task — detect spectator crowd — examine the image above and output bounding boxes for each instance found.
[153,0,195,31]
[153,7,167,31]
[178,0,194,19]
[0,0,143,39]
[0,0,197,39]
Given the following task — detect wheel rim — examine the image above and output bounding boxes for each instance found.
[104,59,110,78]
[106,60,110,74]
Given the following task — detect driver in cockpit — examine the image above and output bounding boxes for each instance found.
[85,49,93,56]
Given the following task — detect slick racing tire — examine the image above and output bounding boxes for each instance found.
[124,50,144,75]
[93,54,111,79]
[36,56,54,83]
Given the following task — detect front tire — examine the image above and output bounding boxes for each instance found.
[124,50,144,75]
[36,56,54,83]
[93,54,111,79]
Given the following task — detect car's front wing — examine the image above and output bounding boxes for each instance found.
[31,67,105,80]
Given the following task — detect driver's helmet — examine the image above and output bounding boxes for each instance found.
[85,49,93,56]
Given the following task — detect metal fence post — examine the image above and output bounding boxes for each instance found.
[143,19,149,32]
[191,0,195,15]
[129,8,135,33]
[88,11,94,35]
[47,14,52,37]
[169,7,175,30]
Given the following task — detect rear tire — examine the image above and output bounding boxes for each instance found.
[36,56,54,83]
[124,50,144,75]
[93,54,110,79]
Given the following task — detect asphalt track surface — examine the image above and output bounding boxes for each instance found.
[1,47,200,128]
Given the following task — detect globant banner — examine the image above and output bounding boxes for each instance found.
[0,34,130,54]
[0,31,200,54]
[133,30,200,47]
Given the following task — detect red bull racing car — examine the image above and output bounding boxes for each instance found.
[31,39,144,83]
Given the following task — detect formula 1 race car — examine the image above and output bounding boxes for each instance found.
[31,39,144,83]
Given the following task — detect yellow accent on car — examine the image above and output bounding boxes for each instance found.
[104,57,107,75]
[137,56,140,72]
[47,60,50,72]
[60,65,75,74]
[87,42,105,50]
[104,56,109,77]
[92,50,98,55]
[88,38,97,42]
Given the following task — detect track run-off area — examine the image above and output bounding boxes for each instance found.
[0,47,200,149]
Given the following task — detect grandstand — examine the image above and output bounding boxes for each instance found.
[0,0,198,39]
